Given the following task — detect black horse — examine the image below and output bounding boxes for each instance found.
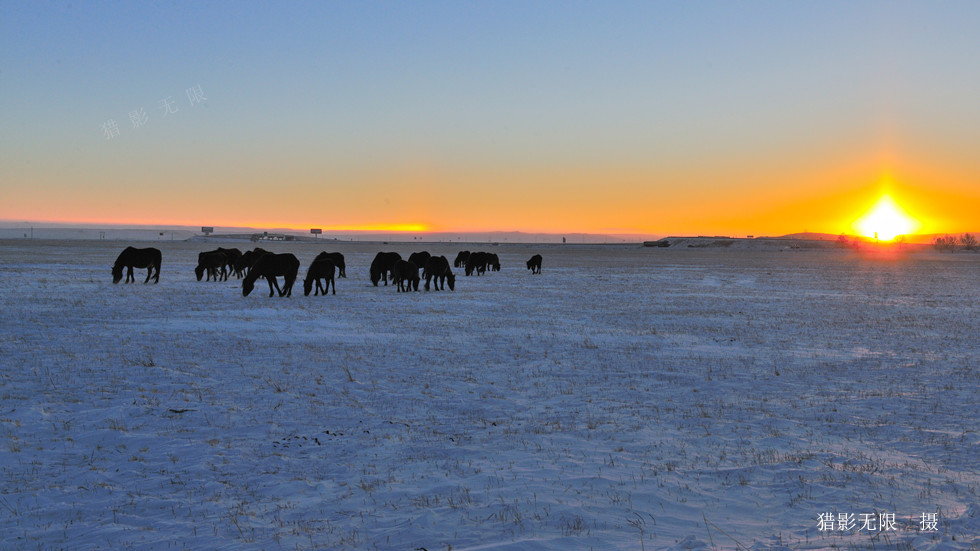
[370,252,402,286]
[242,253,299,297]
[526,254,542,274]
[422,255,455,291]
[408,251,431,270]
[234,251,255,277]
[392,259,420,292]
[315,252,346,278]
[236,248,270,278]
[465,251,489,276]
[303,256,336,296]
[195,250,228,281]
[112,247,161,284]
[488,253,500,272]
[453,251,470,268]
[217,247,243,278]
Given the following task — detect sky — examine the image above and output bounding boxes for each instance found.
[2,1,980,238]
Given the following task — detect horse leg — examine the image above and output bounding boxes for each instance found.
[283,275,294,297]
[126,266,135,283]
[267,277,278,297]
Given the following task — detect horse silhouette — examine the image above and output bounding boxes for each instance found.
[315,252,346,278]
[303,256,336,296]
[453,251,470,268]
[242,253,299,297]
[526,254,542,274]
[112,247,161,284]
[236,248,270,278]
[195,251,228,281]
[465,251,489,276]
[488,253,500,272]
[392,259,420,292]
[423,255,455,291]
[408,251,431,270]
[370,252,402,286]
[216,247,243,278]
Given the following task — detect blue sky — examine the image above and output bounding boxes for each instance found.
[3,1,979,234]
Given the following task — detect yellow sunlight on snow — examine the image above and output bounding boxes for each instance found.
[851,195,921,241]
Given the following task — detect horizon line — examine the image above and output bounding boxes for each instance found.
[2,219,977,241]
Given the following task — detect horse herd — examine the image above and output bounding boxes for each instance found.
[111,246,544,297]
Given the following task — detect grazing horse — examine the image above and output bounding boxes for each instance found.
[112,247,161,284]
[195,251,228,281]
[370,252,402,286]
[453,251,470,268]
[315,252,346,278]
[408,251,431,270]
[236,248,269,278]
[303,256,336,296]
[465,251,489,276]
[242,253,299,297]
[422,255,455,291]
[234,251,254,277]
[526,254,542,274]
[392,259,420,292]
[488,253,500,272]
[217,247,243,278]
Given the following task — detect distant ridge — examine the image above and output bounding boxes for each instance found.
[773,232,840,241]
[776,232,974,245]
[0,223,656,244]
[3,221,973,245]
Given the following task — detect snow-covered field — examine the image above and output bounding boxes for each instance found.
[2,239,979,550]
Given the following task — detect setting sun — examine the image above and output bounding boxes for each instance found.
[851,195,921,241]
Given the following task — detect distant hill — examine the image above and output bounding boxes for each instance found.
[0,223,656,244]
[775,232,978,245]
[3,221,974,245]
[773,232,840,241]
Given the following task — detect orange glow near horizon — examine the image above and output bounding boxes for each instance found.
[325,223,430,233]
[6,155,980,238]
[851,194,922,241]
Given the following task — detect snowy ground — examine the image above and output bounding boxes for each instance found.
[1,239,979,550]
